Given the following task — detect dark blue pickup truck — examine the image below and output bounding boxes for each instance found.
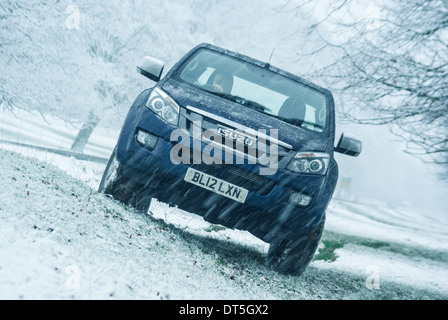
[99,43,361,276]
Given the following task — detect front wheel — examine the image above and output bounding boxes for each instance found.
[267,219,325,277]
[99,147,152,213]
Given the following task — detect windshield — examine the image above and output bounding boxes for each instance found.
[174,48,329,133]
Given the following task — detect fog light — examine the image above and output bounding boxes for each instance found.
[289,191,312,207]
[136,130,158,150]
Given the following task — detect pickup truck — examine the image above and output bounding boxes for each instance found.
[98,43,362,276]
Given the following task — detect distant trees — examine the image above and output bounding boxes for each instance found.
[0,0,201,153]
[0,1,129,152]
[0,1,92,122]
[287,0,448,177]
[66,2,151,153]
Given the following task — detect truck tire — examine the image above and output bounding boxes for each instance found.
[99,147,152,213]
[267,219,325,277]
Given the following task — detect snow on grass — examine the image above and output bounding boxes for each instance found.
[326,200,448,251]
[315,242,448,295]
[0,148,272,299]
[1,147,447,299]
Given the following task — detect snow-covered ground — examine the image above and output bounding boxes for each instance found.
[0,110,447,300]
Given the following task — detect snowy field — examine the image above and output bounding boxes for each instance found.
[0,110,447,300]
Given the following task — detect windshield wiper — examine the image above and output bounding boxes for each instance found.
[201,88,236,101]
[241,99,271,113]
[201,88,270,113]
[275,116,303,127]
[275,115,325,131]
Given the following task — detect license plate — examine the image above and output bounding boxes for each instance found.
[184,168,248,203]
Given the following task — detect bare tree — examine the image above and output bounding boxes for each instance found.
[69,3,151,153]
[287,0,448,177]
[0,0,197,153]
[0,0,94,122]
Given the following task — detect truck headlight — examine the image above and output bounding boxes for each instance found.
[287,152,330,175]
[145,87,180,126]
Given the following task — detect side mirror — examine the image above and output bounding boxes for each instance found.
[335,133,362,157]
[137,56,165,82]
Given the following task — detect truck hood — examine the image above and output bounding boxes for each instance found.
[162,79,333,153]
